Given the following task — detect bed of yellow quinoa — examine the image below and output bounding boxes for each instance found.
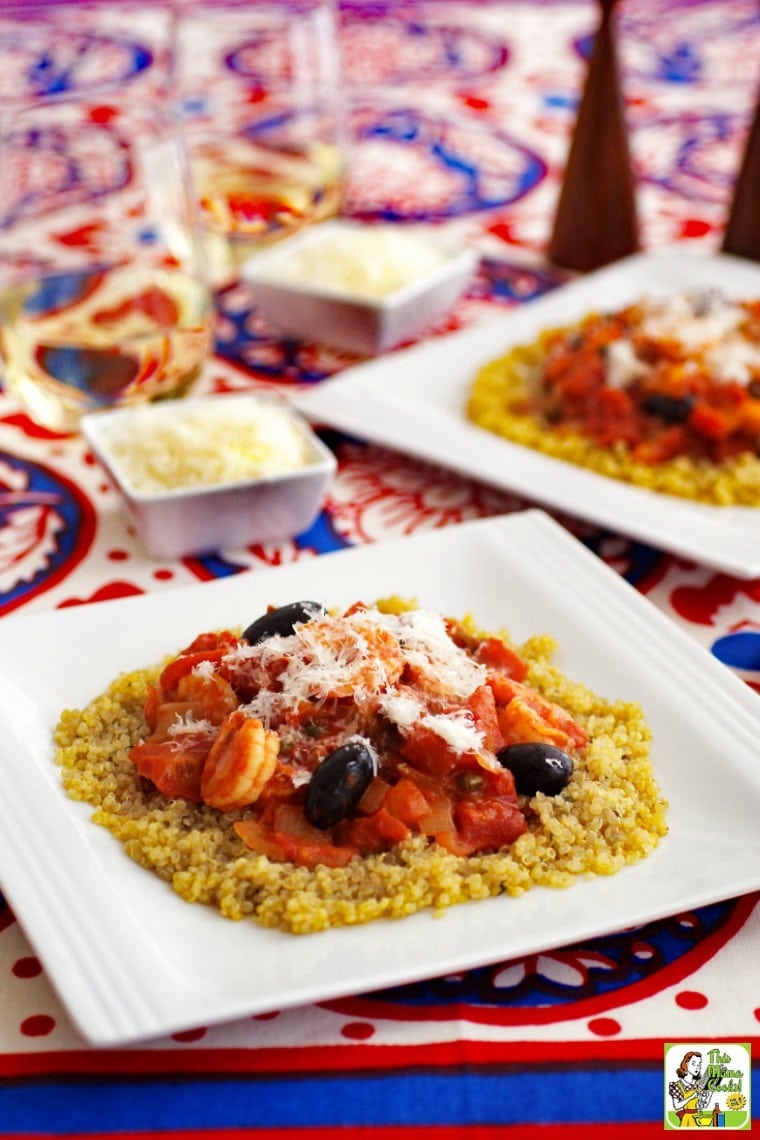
[53,602,668,935]
[466,336,760,507]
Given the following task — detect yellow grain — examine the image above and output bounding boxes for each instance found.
[466,337,760,506]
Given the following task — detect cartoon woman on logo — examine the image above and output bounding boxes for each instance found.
[669,1051,713,1127]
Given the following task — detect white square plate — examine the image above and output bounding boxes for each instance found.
[1,511,760,1046]
[295,246,760,578]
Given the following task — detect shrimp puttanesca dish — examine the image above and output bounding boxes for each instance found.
[55,596,667,932]
[129,599,588,869]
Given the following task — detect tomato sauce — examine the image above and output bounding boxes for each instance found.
[129,605,588,868]
[520,294,760,465]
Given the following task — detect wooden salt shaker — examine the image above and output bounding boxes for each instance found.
[548,0,639,273]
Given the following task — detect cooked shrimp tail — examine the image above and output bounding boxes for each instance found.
[200,710,279,811]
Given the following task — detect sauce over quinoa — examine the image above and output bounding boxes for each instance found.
[466,289,760,506]
[53,597,667,933]
[516,290,760,466]
[129,601,589,868]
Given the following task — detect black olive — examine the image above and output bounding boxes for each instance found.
[496,742,574,796]
[641,393,695,423]
[242,600,324,645]
[305,740,376,830]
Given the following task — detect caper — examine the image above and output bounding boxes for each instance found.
[496,742,574,796]
[305,739,376,830]
[302,722,325,739]
[457,771,485,793]
[242,600,324,645]
[641,393,695,423]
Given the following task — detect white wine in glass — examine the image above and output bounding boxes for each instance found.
[175,0,345,285]
[0,65,213,432]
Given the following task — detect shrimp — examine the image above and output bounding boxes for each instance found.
[176,669,239,725]
[200,709,280,812]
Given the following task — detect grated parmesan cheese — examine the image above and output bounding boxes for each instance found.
[379,691,486,754]
[605,337,649,389]
[392,608,485,698]
[166,713,215,736]
[104,399,311,494]
[419,709,484,754]
[639,289,746,352]
[598,290,760,389]
[704,338,760,384]
[259,226,450,299]
[223,606,489,757]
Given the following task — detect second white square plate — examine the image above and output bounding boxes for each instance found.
[295,246,760,578]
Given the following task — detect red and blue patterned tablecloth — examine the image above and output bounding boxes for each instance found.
[1,0,760,1134]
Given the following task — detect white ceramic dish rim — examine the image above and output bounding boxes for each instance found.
[81,392,337,504]
[0,511,759,1045]
[293,245,760,579]
[242,219,478,310]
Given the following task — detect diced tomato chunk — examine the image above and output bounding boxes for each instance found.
[475,637,528,680]
[493,680,588,752]
[545,352,605,397]
[130,736,209,801]
[159,650,222,695]
[454,798,526,852]
[158,631,239,695]
[342,808,411,853]
[357,776,391,815]
[475,760,519,800]
[400,724,460,778]
[740,398,760,435]
[273,833,356,869]
[187,631,237,654]
[234,818,355,868]
[488,673,525,705]
[271,802,326,841]
[383,777,431,825]
[143,684,161,731]
[465,684,503,751]
[689,401,743,440]
[632,425,687,464]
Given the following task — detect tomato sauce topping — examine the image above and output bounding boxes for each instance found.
[520,291,760,465]
[129,604,587,867]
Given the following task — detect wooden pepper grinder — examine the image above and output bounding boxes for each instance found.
[548,0,639,273]
[722,85,760,262]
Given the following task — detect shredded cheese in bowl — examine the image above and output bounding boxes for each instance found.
[257,226,452,299]
[104,400,312,494]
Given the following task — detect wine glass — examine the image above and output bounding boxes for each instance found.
[0,5,213,434]
[173,0,346,286]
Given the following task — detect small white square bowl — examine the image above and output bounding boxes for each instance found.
[241,220,477,355]
[81,393,336,559]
